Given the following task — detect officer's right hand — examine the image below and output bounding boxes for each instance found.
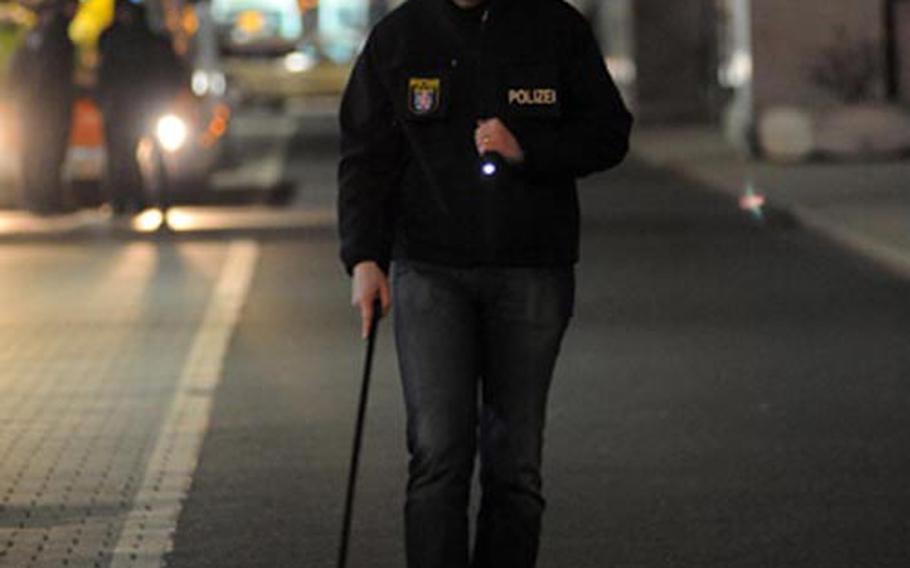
[352,261,391,340]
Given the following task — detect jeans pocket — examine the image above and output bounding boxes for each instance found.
[392,260,412,280]
[495,267,575,326]
[393,261,440,313]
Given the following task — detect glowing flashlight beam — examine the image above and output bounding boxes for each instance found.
[480,152,501,178]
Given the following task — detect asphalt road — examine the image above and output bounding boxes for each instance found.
[0,112,908,568]
[164,118,910,567]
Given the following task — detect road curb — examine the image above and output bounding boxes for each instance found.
[629,155,799,229]
[632,152,910,281]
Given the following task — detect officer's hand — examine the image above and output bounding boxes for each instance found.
[352,261,391,339]
[475,118,525,164]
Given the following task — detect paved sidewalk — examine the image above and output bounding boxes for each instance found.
[0,242,236,567]
[633,126,910,278]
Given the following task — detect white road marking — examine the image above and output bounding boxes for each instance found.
[109,240,260,568]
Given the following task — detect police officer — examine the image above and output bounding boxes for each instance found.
[8,0,78,215]
[98,0,183,215]
[338,0,632,566]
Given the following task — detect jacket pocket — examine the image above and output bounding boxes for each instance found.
[500,63,562,120]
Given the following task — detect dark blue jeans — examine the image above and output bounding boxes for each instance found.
[392,260,575,568]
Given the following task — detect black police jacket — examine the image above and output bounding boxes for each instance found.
[338,0,633,274]
[99,22,185,117]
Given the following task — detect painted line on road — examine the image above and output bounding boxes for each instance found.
[109,240,260,568]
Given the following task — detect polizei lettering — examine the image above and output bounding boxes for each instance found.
[508,88,558,106]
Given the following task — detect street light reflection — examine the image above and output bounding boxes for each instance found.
[0,210,110,234]
[132,209,165,232]
[164,209,196,231]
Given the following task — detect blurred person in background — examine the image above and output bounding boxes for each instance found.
[98,0,184,215]
[8,0,79,215]
[368,0,388,28]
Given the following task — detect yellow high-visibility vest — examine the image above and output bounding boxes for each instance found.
[69,0,115,47]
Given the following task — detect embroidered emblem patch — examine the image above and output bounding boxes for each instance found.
[408,78,441,116]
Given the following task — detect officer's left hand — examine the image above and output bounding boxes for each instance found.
[475,119,525,164]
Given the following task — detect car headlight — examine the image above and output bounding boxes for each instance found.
[191,70,227,97]
[284,51,316,74]
[156,115,189,153]
[192,70,210,96]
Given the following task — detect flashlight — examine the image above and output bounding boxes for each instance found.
[480,152,502,178]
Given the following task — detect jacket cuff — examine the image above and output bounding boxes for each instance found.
[343,252,391,277]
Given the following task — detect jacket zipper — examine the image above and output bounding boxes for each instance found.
[478,6,497,262]
[478,6,490,115]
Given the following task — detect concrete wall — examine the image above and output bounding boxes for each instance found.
[896,1,910,101]
[751,0,887,111]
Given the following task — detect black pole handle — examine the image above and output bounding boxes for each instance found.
[338,299,383,568]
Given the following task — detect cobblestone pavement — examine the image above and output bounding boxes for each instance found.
[0,243,243,568]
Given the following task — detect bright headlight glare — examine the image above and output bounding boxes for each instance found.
[211,72,227,96]
[192,70,210,96]
[284,51,316,74]
[156,115,189,152]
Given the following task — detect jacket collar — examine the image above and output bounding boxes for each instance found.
[436,0,517,19]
